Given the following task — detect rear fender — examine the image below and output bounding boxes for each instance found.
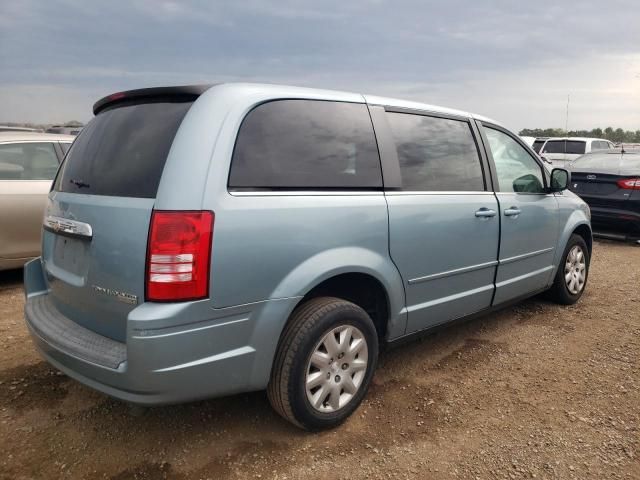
[269,246,407,340]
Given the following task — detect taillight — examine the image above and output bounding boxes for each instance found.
[146,211,214,302]
[617,178,640,190]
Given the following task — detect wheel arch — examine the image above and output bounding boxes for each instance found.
[572,223,593,257]
[268,246,407,341]
[551,211,592,281]
[299,272,391,343]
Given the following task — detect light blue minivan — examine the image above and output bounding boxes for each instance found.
[24,83,592,430]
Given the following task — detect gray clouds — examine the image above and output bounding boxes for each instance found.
[1,0,639,129]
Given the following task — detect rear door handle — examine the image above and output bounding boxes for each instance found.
[475,208,497,218]
[504,207,521,217]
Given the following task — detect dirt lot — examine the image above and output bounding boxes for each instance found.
[0,241,638,480]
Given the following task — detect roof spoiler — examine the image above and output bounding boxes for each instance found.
[93,85,213,115]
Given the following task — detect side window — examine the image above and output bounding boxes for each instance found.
[565,141,586,155]
[229,100,382,189]
[484,128,545,194]
[542,140,564,154]
[0,142,59,180]
[385,112,484,191]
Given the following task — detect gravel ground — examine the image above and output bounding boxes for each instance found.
[0,240,638,480]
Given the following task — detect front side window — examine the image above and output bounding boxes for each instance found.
[542,140,565,154]
[385,112,484,191]
[565,141,586,154]
[229,100,382,189]
[0,142,59,180]
[484,127,545,194]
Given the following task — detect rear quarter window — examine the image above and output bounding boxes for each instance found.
[228,100,382,189]
[54,101,192,198]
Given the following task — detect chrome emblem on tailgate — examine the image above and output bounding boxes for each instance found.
[43,215,93,239]
[586,174,597,180]
[92,285,138,305]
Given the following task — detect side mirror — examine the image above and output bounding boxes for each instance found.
[550,168,570,192]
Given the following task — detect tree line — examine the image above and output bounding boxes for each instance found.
[519,127,640,143]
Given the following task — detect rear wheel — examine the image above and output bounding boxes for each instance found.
[547,234,590,304]
[267,297,378,430]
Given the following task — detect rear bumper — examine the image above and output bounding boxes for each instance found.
[23,258,301,405]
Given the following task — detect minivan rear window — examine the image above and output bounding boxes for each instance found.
[229,100,382,189]
[54,101,192,198]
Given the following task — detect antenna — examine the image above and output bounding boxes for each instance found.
[565,94,570,135]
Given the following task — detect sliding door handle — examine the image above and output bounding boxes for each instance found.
[475,208,497,218]
[504,207,521,217]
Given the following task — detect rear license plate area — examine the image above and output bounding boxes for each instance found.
[52,235,89,277]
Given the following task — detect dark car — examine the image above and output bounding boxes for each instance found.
[570,150,640,242]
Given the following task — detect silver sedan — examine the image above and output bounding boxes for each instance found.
[0,132,74,270]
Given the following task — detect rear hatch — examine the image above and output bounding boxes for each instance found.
[569,152,638,211]
[42,89,201,342]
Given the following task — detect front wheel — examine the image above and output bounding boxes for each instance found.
[267,297,378,430]
[547,234,590,305]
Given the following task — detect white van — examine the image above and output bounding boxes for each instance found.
[539,138,614,168]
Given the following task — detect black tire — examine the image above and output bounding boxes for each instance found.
[267,296,378,430]
[547,234,590,305]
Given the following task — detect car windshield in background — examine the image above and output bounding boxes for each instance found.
[543,140,586,155]
[53,101,193,198]
[532,140,546,153]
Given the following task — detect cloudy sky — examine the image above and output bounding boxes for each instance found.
[1,0,639,132]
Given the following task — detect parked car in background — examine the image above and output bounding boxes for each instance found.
[531,137,549,153]
[569,150,640,243]
[539,138,614,168]
[0,126,43,133]
[24,83,592,430]
[0,132,73,270]
[45,125,83,135]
